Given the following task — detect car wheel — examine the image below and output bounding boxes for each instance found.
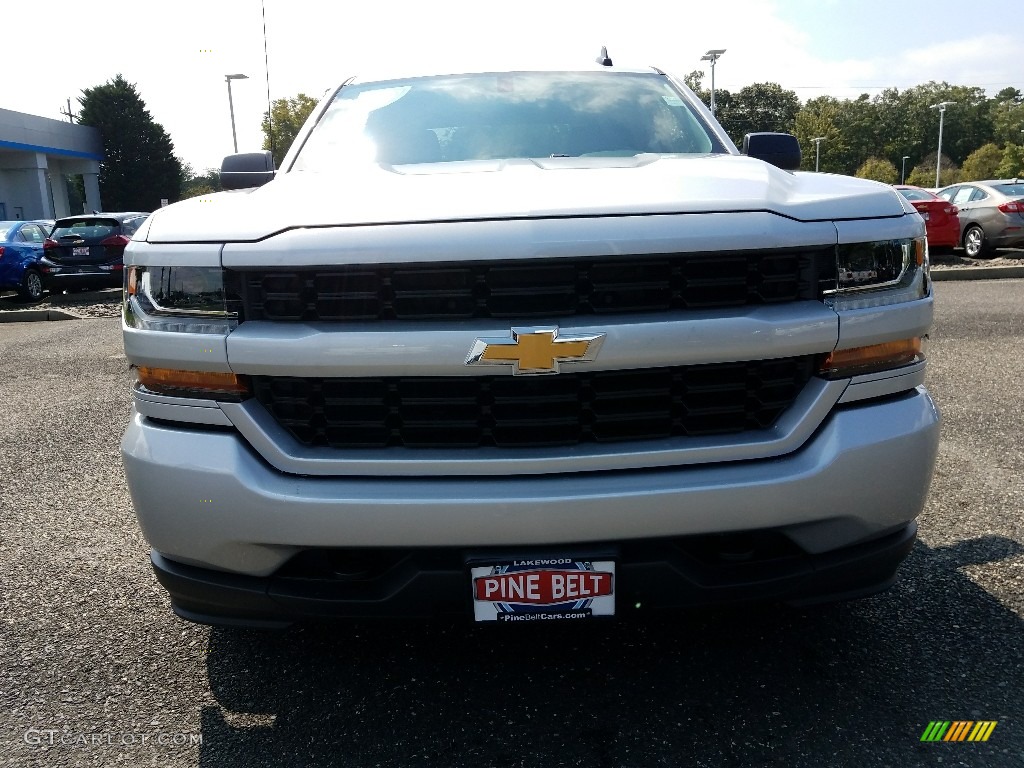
[18,269,45,302]
[962,225,987,258]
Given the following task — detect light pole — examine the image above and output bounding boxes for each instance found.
[930,101,956,188]
[901,156,910,184]
[812,137,825,172]
[225,74,250,154]
[700,49,726,116]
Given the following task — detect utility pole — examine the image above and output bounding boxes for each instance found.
[700,49,726,117]
[812,137,825,172]
[930,101,956,188]
[59,98,77,124]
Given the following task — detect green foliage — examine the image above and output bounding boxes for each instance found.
[794,98,848,173]
[906,154,959,188]
[960,143,1003,181]
[855,157,898,185]
[989,88,1024,146]
[996,144,1024,178]
[180,164,223,199]
[261,94,319,168]
[682,70,710,106]
[77,74,182,211]
[718,83,800,146]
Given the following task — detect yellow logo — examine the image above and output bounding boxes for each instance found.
[466,327,605,375]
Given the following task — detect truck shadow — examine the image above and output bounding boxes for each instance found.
[198,536,1023,767]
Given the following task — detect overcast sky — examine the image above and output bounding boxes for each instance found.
[5,0,1020,172]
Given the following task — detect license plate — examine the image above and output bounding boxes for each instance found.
[471,559,616,622]
[73,246,90,256]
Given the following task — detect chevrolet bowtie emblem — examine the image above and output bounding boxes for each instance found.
[466,327,606,375]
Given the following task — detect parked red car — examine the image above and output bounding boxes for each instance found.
[894,185,959,252]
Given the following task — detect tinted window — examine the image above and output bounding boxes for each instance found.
[951,187,974,205]
[121,216,148,236]
[51,218,120,243]
[994,183,1024,196]
[294,72,720,170]
[19,224,45,243]
[897,188,933,202]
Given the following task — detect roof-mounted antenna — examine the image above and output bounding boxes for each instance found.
[596,46,613,67]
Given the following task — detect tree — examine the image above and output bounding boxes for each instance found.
[794,97,848,173]
[996,144,1024,178]
[180,163,223,200]
[855,157,898,184]
[77,75,182,210]
[719,83,800,146]
[959,143,1003,181]
[989,88,1024,147]
[262,94,319,168]
[682,70,710,106]
[906,154,959,188]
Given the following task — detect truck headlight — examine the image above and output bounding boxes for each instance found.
[124,266,238,334]
[824,237,929,310]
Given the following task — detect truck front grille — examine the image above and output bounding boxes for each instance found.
[251,357,817,450]
[229,249,834,323]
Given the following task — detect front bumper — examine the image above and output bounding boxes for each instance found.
[123,386,939,620]
[151,522,919,628]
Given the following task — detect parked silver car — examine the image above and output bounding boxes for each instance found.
[936,179,1024,257]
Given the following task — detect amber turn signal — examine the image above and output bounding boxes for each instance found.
[136,367,250,397]
[820,338,923,379]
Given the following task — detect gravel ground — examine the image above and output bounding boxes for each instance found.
[930,249,1024,269]
[0,288,122,319]
[0,281,1021,767]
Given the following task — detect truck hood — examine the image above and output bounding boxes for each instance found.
[145,154,907,243]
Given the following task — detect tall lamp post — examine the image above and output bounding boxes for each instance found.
[901,156,910,184]
[700,49,726,116]
[225,74,250,154]
[812,137,825,172]
[930,101,956,188]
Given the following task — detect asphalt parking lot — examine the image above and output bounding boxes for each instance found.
[0,280,1021,767]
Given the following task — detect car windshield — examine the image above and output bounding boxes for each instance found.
[51,218,120,242]
[292,71,721,170]
[896,188,933,202]
[993,183,1024,197]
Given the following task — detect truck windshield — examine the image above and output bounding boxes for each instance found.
[292,71,721,170]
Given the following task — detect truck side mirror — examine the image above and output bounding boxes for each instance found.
[220,151,276,190]
[743,133,802,171]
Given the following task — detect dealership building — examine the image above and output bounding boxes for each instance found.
[0,107,103,221]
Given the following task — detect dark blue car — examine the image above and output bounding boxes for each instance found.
[0,220,53,301]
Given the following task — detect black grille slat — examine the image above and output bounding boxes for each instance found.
[252,357,816,451]
[233,250,831,323]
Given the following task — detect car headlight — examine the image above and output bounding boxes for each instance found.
[824,236,929,310]
[123,265,238,334]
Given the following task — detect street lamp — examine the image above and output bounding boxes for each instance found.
[930,101,956,188]
[700,49,726,116]
[901,156,910,184]
[225,74,250,154]
[812,137,825,172]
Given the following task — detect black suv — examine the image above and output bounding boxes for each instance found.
[41,212,149,293]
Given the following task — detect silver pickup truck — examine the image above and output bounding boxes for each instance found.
[120,64,939,628]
